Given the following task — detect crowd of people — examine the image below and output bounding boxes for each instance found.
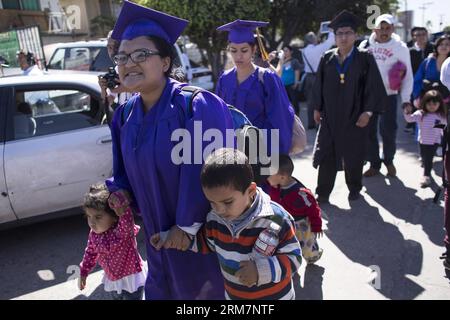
[14,0,450,300]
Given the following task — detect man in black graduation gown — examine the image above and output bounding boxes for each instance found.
[312,10,386,203]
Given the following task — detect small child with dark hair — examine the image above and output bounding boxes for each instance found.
[79,183,146,300]
[404,90,447,188]
[267,154,323,264]
[150,148,302,300]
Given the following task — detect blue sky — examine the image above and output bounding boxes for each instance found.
[398,0,450,32]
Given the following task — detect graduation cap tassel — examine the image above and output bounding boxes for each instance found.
[255,28,269,62]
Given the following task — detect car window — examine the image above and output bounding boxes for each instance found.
[47,48,65,70]
[91,48,114,72]
[65,48,91,71]
[12,89,101,140]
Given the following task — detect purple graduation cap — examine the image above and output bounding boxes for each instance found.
[217,19,268,44]
[328,10,362,32]
[111,0,189,44]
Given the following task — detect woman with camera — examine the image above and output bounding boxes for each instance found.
[105,1,232,300]
[215,20,295,155]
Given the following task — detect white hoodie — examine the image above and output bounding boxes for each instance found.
[359,33,413,103]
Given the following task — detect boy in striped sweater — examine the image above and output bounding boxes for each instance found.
[151,148,302,300]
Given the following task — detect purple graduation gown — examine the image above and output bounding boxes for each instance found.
[107,78,232,299]
[215,67,294,154]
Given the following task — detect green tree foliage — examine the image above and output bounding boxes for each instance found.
[137,0,270,82]
[133,0,397,81]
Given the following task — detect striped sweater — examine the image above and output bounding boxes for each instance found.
[191,189,302,300]
[404,110,446,145]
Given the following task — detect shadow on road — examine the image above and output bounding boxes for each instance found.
[321,198,425,300]
[295,264,324,300]
[0,214,147,300]
[364,174,445,248]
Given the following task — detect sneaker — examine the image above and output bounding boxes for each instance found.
[316,195,329,204]
[386,164,397,177]
[420,176,431,188]
[348,191,361,201]
[363,168,380,177]
[307,249,323,265]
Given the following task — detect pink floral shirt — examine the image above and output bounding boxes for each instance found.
[80,209,143,281]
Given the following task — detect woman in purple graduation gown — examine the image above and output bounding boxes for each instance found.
[106,1,230,300]
[215,20,295,155]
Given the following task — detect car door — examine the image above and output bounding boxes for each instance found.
[4,84,112,220]
[0,87,18,224]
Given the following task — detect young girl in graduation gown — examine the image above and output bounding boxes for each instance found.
[106,1,231,300]
[215,20,295,155]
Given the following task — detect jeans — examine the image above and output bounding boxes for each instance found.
[110,286,144,300]
[367,95,399,169]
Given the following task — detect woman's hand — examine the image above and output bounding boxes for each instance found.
[164,226,191,251]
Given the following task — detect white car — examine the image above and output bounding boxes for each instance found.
[46,39,215,91]
[0,73,112,228]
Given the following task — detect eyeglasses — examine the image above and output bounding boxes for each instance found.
[335,31,355,38]
[113,48,160,66]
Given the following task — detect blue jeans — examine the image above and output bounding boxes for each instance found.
[110,286,144,300]
[366,95,398,169]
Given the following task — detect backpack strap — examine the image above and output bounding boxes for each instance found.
[180,85,204,119]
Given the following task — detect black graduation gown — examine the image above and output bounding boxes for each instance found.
[312,47,386,170]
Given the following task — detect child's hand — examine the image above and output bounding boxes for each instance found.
[314,231,324,239]
[403,104,413,115]
[108,189,131,217]
[78,276,87,291]
[164,226,191,251]
[235,260,258,287]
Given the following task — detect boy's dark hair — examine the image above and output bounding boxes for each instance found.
[420,90,446,118]
[201,148,254,193]
[277,154,294,176]
[411,27,427,37]
[83,183,116,218]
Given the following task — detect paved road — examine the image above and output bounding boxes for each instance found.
[1,104,449,300]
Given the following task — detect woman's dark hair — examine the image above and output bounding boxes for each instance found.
[146,36,186,80]
[420,90,446,118]
[434,35,450,58]
[283,45,293,52]
[201,148,254,194]
[83,183,117,219]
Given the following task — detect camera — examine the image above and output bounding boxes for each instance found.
[100,67,119,89]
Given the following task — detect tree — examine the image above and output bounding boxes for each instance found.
[136,0,270,83]
[132,0,398,82]
[266,0,398,50]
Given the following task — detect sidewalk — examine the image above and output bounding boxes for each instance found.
[293,103,450,299]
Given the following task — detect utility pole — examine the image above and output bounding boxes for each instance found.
[419,1,433,27]
[439,14,445,30]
